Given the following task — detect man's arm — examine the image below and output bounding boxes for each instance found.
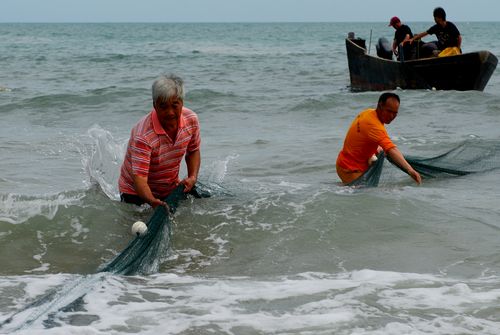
[410,31,428,44]
[386,147,422,184]
[133,175,166,208]
[181,149,201,192]
[402,34,411,45]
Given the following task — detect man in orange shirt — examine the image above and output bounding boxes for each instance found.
[119,74,201,207]
[336,92,421,185]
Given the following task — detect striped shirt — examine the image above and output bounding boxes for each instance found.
[119,107,201,198]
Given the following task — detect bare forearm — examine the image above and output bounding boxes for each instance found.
[387,147,422,184]
[412,32,427,41]
[181,150,200,192]
[387,147,409,170]
[186,150,200,180]
[133,175,164,207]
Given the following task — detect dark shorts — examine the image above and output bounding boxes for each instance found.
[120,186,210,206]
[120,193,146,206]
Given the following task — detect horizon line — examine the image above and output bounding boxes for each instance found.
[1,20,499,24]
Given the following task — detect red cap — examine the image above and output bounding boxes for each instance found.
[389,16,400,26]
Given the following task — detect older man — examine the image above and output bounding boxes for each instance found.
[336,92,421,185]
[119,74,201,207]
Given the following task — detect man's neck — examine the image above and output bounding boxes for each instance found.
[162,122,178,140]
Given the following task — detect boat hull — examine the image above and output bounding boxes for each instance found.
[346,37,498,91]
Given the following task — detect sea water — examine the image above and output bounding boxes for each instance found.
[1,22,500,334]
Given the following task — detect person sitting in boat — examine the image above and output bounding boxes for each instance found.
[410,7,461,58]
[388,16,414,61]
[336,92,421,185]
[119,74,201,208]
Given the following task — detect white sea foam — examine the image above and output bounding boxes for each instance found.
[3,270,494,334]
[203,154,238,184]
[82,125,127,201]
[24,231,51,273]
[70,217,90,245]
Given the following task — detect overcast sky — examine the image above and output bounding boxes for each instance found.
[1,0,499,23]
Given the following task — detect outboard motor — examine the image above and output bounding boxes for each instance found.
[376,37,393,60]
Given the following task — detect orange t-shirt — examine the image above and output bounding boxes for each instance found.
[336,108,396,172]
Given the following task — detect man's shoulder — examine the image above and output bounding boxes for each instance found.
[401,24,412,32]
[360,108,384,126]
[182,106,197,117]
[181,107,200,125]
[446,21,460,33]
[131,111,155,137]
[360,108,376,116]
[427,24,440,34]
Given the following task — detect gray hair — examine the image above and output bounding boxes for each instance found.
[152,74,185,103]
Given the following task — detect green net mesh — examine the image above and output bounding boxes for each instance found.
[1,184,211,331]
[100,183,211,275]
[348,139,500,187]
[99,185,183,275]
[405,140,500,178]
[347,151,386,187]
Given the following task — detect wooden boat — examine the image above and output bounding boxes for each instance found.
[346,33,498,91]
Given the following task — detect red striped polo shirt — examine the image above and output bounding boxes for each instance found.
[119,107,201,198]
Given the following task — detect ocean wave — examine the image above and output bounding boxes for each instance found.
[0,192,85,225]
[186,88,238,101]
[86,53,132,63]
[16,87,145,110]
[0,125,127,224]
[290,93,355,113]
[3,270,500,334]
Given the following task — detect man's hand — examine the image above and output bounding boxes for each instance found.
[407,167,422,185]
[149,198,167,208]
[180,176,197,193]
[133,175,167,208]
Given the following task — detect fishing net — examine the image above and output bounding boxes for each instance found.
[1,183,211,331]
[347,151,386,187]
[348,139,500,187]
[404,140,500,178]
[100,183,211,275]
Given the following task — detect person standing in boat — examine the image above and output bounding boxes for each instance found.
[336,92,421,185]
[410,7,461,57]
[119,74,201,208]
[388,16,414,61]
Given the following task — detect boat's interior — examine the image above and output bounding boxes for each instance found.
[375,37,430,61]
[348,33,438,62]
